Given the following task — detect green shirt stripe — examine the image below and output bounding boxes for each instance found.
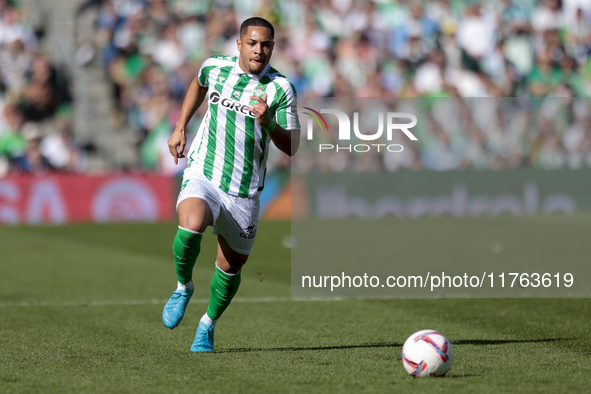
[203,66,232,180]
[272,81,288,128]
[268,67,286,78]
[220,75,250,192]
[239,115,256,197]
[199,66,216,86]
[254,77,271,167]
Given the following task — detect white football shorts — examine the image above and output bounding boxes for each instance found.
[176,171,260,255]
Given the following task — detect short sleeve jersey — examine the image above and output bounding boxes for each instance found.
[187,55,300,198]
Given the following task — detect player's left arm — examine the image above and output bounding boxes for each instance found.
[246,92,300,157]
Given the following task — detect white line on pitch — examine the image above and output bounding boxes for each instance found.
[0,297,344,308]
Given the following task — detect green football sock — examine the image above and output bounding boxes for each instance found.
[173,226,203,284]
[206,264,241,320]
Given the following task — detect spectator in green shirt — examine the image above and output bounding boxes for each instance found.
[0,104,26,162]
[528,49,563,96]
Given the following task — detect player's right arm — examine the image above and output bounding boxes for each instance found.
[168,72,209,164]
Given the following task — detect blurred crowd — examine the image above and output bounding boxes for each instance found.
[86,0,591,174]
[0,0,85,177]
[4,0,591,176]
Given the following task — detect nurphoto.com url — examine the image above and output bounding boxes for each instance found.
[301,272,574,292]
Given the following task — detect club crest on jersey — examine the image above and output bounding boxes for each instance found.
[232,90,240,99]
[209,91,255,118]
[253,86,265,98]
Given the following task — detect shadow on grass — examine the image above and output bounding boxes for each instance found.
[454,338,576,346]
[216,342,403,353]
[216,338,576,353]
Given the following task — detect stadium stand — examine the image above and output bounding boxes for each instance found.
[1,0,591,175]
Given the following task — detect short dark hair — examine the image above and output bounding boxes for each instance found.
[240,17,274,39]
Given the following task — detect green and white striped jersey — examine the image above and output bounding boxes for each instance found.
[187,55,300,198]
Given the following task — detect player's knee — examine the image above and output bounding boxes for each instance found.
[218,259,246,274]
[217,235,249,271]
[179,212,209,233]
[178,200,212,233]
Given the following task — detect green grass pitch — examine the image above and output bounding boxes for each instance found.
[1,220,590,393]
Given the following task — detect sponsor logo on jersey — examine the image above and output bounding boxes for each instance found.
[239,224,257,239]
[209,91,255,118]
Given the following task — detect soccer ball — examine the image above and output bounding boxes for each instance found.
[401,330,453,377]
